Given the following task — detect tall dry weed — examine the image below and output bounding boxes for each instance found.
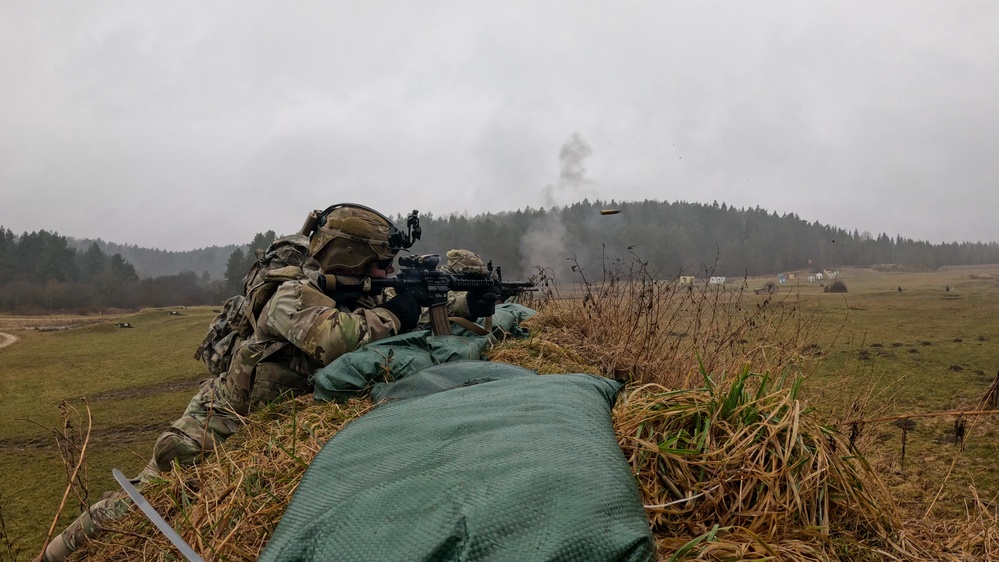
[521,256,825,389]
[614,370,913,560]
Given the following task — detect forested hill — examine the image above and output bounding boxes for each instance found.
[68,239,242,280]
[413,199,999,280]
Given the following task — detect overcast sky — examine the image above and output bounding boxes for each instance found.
[2,2,997,251]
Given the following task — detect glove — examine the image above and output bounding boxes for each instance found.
[378,292,421,332]
[466,285,501,319]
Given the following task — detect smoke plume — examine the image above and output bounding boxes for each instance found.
[540,132,597,207]
[522,133,597,283]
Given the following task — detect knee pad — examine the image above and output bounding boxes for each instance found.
[152,428,204,472]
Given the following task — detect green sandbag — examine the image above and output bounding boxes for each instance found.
[370,360,537,403]
[310,330,489,402]
[260,365,655,562]
[310,303,536,402]
[453,302,536,339]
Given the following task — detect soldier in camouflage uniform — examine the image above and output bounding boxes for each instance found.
[419,248,496,326]
[40,204,500,561]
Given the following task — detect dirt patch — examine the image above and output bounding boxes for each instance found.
[0,332,17,349]
[0,421,167,452]
[88,378,204,402]
[937,264,999,272]
[0,378,204,452]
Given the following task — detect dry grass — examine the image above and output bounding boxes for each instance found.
[77,398,372,561]
[52,261,999,561]
[519,260,828,388]
[616,377,908,561]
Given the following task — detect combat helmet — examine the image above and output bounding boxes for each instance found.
[441,249,490,275]
[300,203,420,275]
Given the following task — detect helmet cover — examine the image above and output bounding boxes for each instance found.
[308,204,398,274]
[441,249,489,275]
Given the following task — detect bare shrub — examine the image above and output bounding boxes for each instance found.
[825,279,848,293]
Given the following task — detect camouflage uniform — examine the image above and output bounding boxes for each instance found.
[40,205,410,562]
[143,270,399,476]
[40,493,132,561]
[40,273,403,562]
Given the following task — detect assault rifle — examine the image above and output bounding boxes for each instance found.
[319,253,536,336]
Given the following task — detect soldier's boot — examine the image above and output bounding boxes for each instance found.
[36,492,132,562]
[34,534,70,562]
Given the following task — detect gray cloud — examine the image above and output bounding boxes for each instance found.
[2,1,998,249]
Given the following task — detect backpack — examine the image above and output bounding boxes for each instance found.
[194,234,312,376]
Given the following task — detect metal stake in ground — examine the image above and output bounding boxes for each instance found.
[112,469,204,562]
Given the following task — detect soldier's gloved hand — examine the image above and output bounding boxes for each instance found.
[466,286,501,319]
[378,292,421,332]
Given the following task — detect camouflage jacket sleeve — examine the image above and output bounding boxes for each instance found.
[260,278,400,365]
[448,291,472,318]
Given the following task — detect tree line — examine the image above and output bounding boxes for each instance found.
[68,238,242,280]
[0,226,227,313]
[6,199,999,313]
[410,199,999,281]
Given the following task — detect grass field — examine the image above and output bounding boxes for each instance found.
[791,266,999,523]
[0,306,218,558]
[1,266,998,559]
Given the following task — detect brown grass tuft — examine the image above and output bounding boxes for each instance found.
[615,376,910,560]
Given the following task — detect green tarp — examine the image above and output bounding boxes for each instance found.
[261,363,655,561]
[310,303,536,402]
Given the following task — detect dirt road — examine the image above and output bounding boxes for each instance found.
[0,332,18,349]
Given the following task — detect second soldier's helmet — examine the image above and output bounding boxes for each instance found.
[441,249,489,275]
[300,203,418,275]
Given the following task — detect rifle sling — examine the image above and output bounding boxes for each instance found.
[448,316,491,337]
